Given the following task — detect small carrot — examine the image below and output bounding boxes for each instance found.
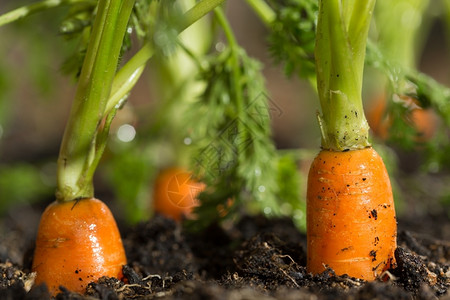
[366,93,437,142]
[32,198,127,295]
[307,0,397,280]
[153,167,205,221]
[366,93,390,140]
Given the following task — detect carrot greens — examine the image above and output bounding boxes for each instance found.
[0,0,95,28]
[314,0,374,151]
[0,0,228,203]
[56,0,136,202]
[183,7,281,228]
[266,0,317,79]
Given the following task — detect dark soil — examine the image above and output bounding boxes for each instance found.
[0,204,449,300]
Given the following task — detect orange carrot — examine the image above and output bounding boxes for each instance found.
[32,198,127,296]
[306,148,397,280]
[307,0,397,280]
[366,93,437,142]
[366,93,390,140]
[153,167,205,221]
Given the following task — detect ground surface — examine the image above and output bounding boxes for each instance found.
[0,201,449,300]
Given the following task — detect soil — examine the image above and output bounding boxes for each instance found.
[0,202,448,300]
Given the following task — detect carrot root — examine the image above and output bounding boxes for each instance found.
[306,147,397,280]
[32,198,127,295]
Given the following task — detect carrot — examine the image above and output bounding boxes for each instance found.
[366,93,437,142]
[307,0,397,280]
[30,0,134,295]
[307,148,397,279]
[153,167,205,221]
[32,198,127,295]
[366,93,390,140]
[152,167,234,221]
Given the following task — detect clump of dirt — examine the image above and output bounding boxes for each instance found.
[0,211,449,299]
[124,215,197,275]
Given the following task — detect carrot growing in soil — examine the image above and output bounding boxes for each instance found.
[32,198,127,295]
[307,0,397,280]
[23,0,228,294]
[30,0,135,295]
[153,167,205,221]
[366,0,437,142]
[152,167,233,222]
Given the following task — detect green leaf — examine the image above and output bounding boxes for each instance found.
[184,47,281,229]
[103,143,153,224]
[0,164,53,215]
[267,0,317,78]
[275,154,306,231]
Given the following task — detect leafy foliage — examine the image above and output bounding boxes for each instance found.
[103,142,154,223]
[267,0,317,78]
[1,0,449,226]
[366,42,450,171]
[184,46,281,229]
[275,154,305,231]
[60,0,182,79]
[0,164,53,215]
[58,1,96,79]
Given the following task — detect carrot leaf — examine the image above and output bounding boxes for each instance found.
[183,9,281,229]
[366,40,450,171]
[267,0,317,79]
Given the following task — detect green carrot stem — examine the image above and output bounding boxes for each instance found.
[214,7,247,155]
[213,8,241,104]
[244,0,275,25]
[315,0,374,151]
[56,0,135,202]
[105,0,226,114]
[180,0,225,31]
[56,0,226,202]
[374,0,430,70]
[0,0,95,27]
[446,0,450,35]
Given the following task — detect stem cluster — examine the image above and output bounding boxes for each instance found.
[56,0,136,202]
[315,0,374,151]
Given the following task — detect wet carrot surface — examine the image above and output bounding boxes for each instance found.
[32,198,127,295]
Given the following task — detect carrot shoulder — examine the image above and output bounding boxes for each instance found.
[32,198,127,295]
[307,0,397,280]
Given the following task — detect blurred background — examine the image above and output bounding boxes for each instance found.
[0,0,449,247]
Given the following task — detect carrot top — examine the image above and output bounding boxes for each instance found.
[315,0,375,151]
[56,0,136,202]
[54,0,226,203]
[374,0,429,71]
